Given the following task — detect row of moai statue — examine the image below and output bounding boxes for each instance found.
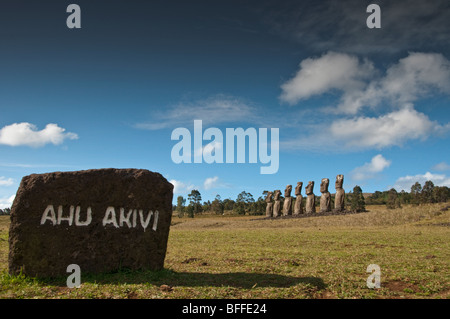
[265,174,345,217]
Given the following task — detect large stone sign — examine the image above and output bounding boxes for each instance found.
[9,168,173,277]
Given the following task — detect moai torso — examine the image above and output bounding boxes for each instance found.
[319,178,331,213]
[294,182,303,215]
[265,191,273,217]
[305,181,315,213]
[283,185,292,216]
[334,174,345,211]
[273,190,281,217]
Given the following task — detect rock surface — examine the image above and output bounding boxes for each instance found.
[9,168,173,278]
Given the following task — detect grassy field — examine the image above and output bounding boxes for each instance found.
[0,203,449,299]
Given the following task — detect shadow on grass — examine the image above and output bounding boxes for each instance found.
[34,268,326,290]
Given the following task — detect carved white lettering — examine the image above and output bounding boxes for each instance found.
[74,206,92,226]
[57,205,73,225]
[41,205,57,225]
[40,204,158,231]
[103,206,119,228]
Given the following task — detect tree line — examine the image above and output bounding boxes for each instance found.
[174,180,449,217]
[368,181,450,209]
[0,208,11,215]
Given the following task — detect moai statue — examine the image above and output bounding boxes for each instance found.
[319,178,331,213]
[265,191,273,217]
[334,174,345,212]
[293,182,303,215]
[305,181,315,213]
[273,190,281,217]
[283,185,292,216]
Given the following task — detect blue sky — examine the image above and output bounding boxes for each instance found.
[1,0,450,207]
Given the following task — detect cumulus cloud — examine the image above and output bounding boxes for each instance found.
[203,176,219,190]
[0,123,78,148]
[279,52,450,151]
[280,52,450,115]
[135,94,263,130]
[0,177,14,187]
[350,154,391,181]
[169,179,196,195]
[282,106,448,151]
[169,179,199,195]
[432,162,450,171]
[280,51,374,105]
[392,172,450,192]
[329,107,446,149]
[0,194,15,209]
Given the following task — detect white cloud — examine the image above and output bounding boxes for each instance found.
[338,52,450,114]
[279,51,374,105]
[280,52,450,115]
[204,176,220,190]
[329,107,446,149]
[282,106,448,151]
[0,123,78,148]
[169,179,196,195]
[0,177,14,186]
[432,162,450,171]
[135,94,262,130]
[350,154,391,181]
[0,194,15,209]
[393,172,450,192]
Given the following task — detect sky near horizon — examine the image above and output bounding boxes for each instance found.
[1,0,450,208]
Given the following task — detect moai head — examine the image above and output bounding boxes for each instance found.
[274,190,281,200]
[265,191,273,203]
[295,182,303,196]
[284,185,292,197]
[305,181,314,195]
[335,174,344,189]
[320,178,329,193]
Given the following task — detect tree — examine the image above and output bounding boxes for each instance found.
[202,200,211,212]
[235,191,255,215]
[187,189,202,217]
[422,180,435,204]
[433,186,450,203]
[223,198,235,211]
[410,182,422,206]
[350,185,366,212]
[211,195,224,215]
[176,196,186,218]
[386,188,401,209]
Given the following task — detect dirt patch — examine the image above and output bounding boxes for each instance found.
[384,280,420,294]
